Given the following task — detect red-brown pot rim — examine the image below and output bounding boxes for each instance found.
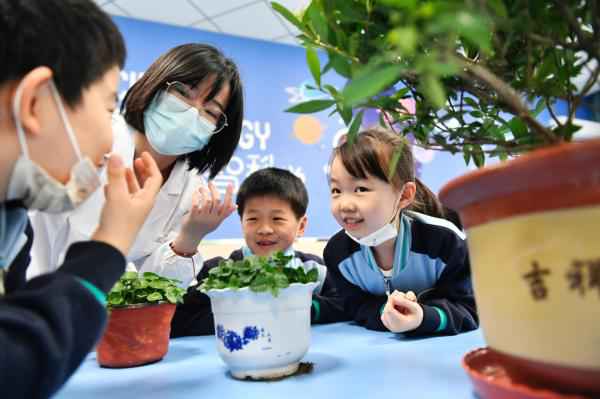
[462,347,589,399]
[108,301,175,310]
[439,139,600,216]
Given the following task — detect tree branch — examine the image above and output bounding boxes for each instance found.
[546,99,563,129]
[458,58,560,144]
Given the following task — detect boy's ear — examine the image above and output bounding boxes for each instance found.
[14,66,53,138]
[296,215,308,238]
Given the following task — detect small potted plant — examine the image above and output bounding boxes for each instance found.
[97,271,186,368]
[199,251,319,380]
[273,0,600,395]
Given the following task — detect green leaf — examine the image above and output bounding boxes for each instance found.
[229,275,241,289]
[274,274,289,288]
[338,104,353,125]
[532,98,546,117]
[455,12,492,53]
[108,292,123,306]
[149,280,168,290]
[142,272,159,280]
[122,271,138,280]
[463,144,472,165]
[472,145,485,167]
[133,279,148,289]
[135,289,149,298]
[421,75,446,109]
[347,110,364,145]
[379,110,387,128]
[380,0,417,8]
[306,46,321,87]
[508,117,528,138]
[304,1,329,41]
[463,97,478,109]
[487,0,507,18]
[388,27,418,55]
[343,65,400,107]
[497,149,508,161]
[328,52,352,78]
[165,292,178,303]
[111,282,124,292]
[285,99,335,113]
[147,292,163,302]
[426,61,460,77]
[271,2,305,32]
[554,122,581,141]
[306,268,319,282]
[388,143,405,180]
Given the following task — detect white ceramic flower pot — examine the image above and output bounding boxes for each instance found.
[206,282,317,380]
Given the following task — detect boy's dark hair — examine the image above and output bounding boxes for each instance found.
[236,167,308,219]
[121,43,244,179]
[0,0,126,107]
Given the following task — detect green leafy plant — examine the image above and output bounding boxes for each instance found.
[198,251,319,297]
[273,0,600,166]
[107,271,186,308]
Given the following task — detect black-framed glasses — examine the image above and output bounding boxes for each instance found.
[165,81,228,134]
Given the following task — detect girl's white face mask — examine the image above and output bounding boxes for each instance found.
[7,80,101,213]
[345,190,403,247]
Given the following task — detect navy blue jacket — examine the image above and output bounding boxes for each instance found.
[1,204,125,399]
[171,249,348,337]
[323,211,478,335]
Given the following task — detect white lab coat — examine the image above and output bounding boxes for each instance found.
[28,114,204,287]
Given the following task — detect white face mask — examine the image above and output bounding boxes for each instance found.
[7,80,101,213]
[144,92,217,156]
[345,192,403,247]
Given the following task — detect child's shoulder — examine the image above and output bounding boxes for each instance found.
[323,230,360,263]
[405,211,467,261]
[292,250,323,265]
[406,211,465,241]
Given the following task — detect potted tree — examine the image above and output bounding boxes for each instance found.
[97,271,186,368]
[199,251,319,380]
[272,0,600,395]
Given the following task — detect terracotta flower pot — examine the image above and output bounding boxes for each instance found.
[439,138,600,396]
[97,302,176,368]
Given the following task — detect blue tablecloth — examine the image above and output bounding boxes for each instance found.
[55,323,486,398]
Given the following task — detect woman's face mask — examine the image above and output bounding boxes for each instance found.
[143,85,226,156]
[7,79,102,213]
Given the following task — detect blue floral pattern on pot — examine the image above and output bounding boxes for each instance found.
[216,324,271,352]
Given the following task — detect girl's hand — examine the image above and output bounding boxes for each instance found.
[172,182,237,254]
[381,290,423,333]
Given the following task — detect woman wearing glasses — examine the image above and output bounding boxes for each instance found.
[28,44,244,288]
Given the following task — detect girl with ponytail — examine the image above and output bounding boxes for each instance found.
[322,128,478,335]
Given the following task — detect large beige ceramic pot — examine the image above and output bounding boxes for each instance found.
[439,138,600,395]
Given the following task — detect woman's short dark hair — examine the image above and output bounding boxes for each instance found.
[121,43,244,178]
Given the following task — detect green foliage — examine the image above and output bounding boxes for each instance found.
[107,271,186,308]
[198,251,319,297]
[273,0,600,166]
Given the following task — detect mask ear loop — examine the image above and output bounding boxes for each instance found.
[48,81,83,161]
[11,80,31,160]
[389,186,406,229]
